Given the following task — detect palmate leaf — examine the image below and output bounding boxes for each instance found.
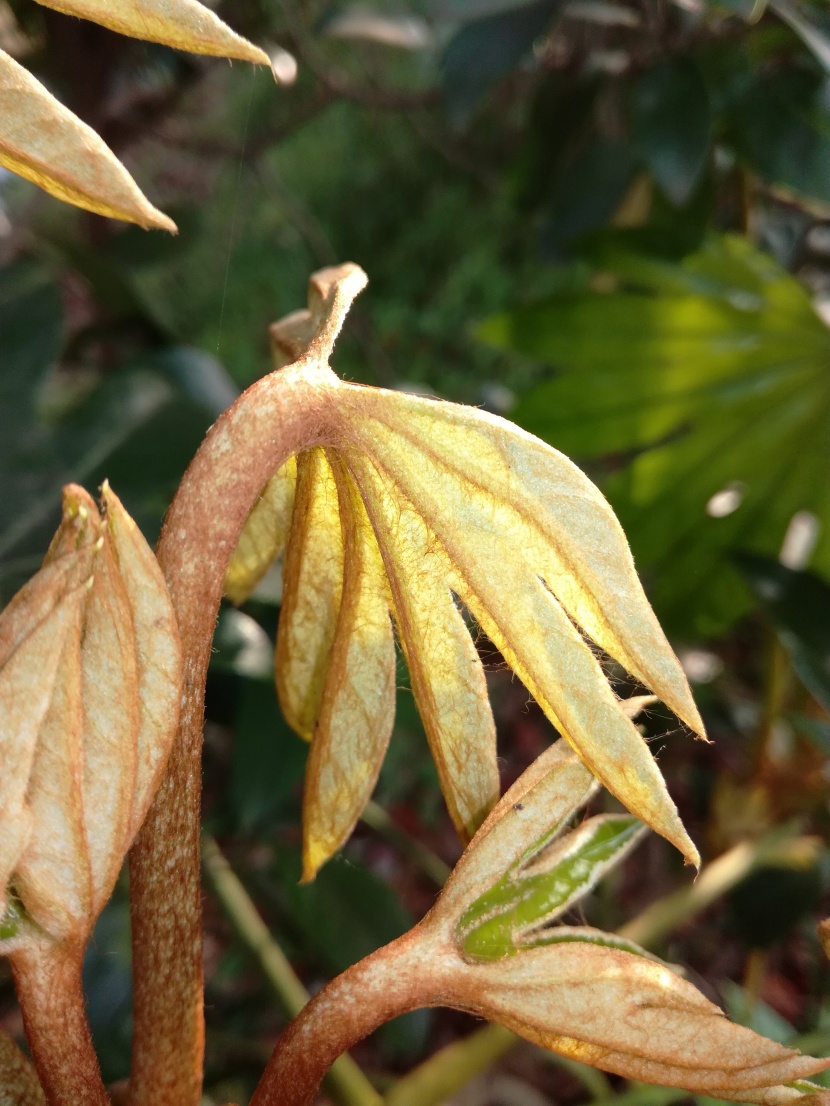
[484,235,830,636]
[226,264,705,877]
[0,0,268,228]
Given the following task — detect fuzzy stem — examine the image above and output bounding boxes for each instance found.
[128,360,343,1106]
[249,926,451,1106]
[12,941,109,1106]
[201,834,382,1106]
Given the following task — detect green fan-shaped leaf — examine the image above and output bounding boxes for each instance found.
[482,235,830,636]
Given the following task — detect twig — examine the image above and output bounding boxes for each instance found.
[201,834,383,1106]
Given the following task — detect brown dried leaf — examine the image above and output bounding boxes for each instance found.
[301,459,396,880]
[34,0,270,64]
[276,449,344,741]
[224,458,297,605]
[0,48,176,230]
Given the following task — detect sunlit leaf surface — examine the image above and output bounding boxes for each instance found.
[227,265,705,872]
[484,235,830,635]
[459,941,828,1098]
[0,0,268,226]
[224,458,297,605]
[34,0,270,64]
[0,49,175,231]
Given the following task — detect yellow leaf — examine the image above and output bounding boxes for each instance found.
[0,48,176,230]
[348,452,499,843]
[224,458,297,605]
[302,459,396,880]
[227,263,706,869]
[33,0,270,65]
[341,387,700,864]
[276,449,344,741]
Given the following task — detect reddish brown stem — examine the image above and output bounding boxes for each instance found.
[127,362,342,1106]
[12,941,109,1106]
[249,927,452,1106]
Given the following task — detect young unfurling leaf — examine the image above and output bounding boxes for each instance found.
[251,736,828,1106]
[0,484,181,947]
[227,265,703,871]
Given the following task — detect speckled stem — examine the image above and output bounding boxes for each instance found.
[249,925,455,1106]
[128,360,342,1106]
[12,941,108,1106]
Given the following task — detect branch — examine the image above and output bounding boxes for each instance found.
[128,352,348,1106]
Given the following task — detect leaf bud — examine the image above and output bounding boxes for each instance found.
[0,484,181,948]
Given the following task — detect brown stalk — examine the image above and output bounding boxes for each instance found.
[248,925,453,1106]
[11,941,109,1106]
[128,351,351,1105]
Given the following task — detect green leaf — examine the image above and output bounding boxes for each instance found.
[631,57,711,206]
[228,679,307,833]
[459,815,645,960]
[771,0,830,74]
[483,235,830,635]
[441,1,563,126]
[542,139,637,254]
[735,553,830,711]
[724,59,830,207]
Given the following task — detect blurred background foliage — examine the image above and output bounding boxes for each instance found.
[1,0,830,1103]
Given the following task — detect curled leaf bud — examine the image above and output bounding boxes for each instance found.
[0,484,181,948]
